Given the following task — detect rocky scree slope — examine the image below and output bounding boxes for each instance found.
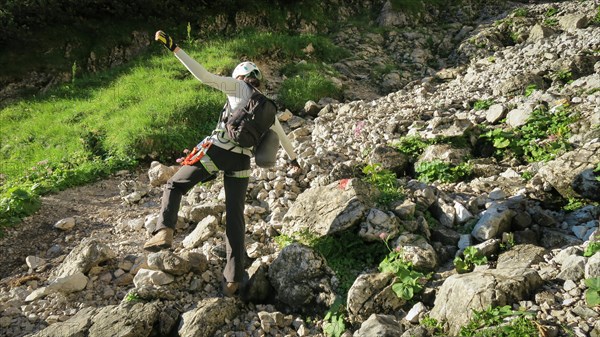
[1,1,600,337]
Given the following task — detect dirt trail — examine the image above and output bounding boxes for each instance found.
[0,168,154,281]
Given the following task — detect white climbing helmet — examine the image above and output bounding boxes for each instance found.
[232,61,262,80]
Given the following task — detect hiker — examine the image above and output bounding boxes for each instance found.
[144,30,301,297]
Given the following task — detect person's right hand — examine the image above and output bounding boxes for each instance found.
[155,30,178,52]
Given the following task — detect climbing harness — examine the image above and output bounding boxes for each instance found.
[181,138,213,166]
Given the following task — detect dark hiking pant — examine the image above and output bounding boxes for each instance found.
[155,145,251,283]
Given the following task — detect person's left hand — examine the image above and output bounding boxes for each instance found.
[155,30,178,51]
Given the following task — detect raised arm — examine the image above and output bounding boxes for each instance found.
[155,30,249,98]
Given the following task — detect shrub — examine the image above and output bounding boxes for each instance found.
[362,164,403,206]
[453,246,488,273]
[393,136,429,159]
[459,306,537,337]
[585,277,600,307]
[481,105,576,163]
[415,160,472,184]
[524,84,537,97]
[323,299,346,337]
[513,8,528,17]
[584,242,600,257]
[379,235,427,301]
[473,99,494,111]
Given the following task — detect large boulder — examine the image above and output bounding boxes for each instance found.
[179,298,240,337]
[50,239,115,280]
[430,268,543,335]
[282,178,377,236]
[268,243,336,313]
[347,273,405,322]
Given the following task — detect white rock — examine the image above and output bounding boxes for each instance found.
[25,256,46,270]
[133,268,174,287]
[54,217,76,230]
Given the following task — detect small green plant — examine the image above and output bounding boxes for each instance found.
[563,198,586,211]
[379,234,427,300]
[393,136,429,159]
[481,106,576,163]
[595,162,600,182]
[524,84,537,97]
[453,246,488,273]
[362,164,403,206]
[521,170,533,181]
[551,68,573,84]
[584,277,600,307]
[186,22,193,44]
[274,234,295,249]
[513,8,528,17]
[323,298,346,337]
[593,6,600,25]
[459,306,537,337]
[544,7,558,18]
[0,186,41,229]
[124,292,141,303]
[542,7,559,26]
[71,61,77,84]
[500,232,515,251]
[584,242,600,257]
[544,18,558,26]
[415,160,472,184]
[421,315,444,335]
[473,99,494,111]
[308,231,388,296]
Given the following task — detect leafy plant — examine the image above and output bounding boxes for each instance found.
[124,291,141,303]
[415,160,472,184]
[500,232,515,251]
[513,8,528,17]
[393,136,429,159]
[544,18,558,26]
[362,164,403,206]
[594,6,600,25]
[289,230,388,296]
[379,235,427,300]
[473,99,494,111]
[584,242,600,257]
[551,69,573,84]
[274,234,295,249]
[524,84,537,97]
[544,7,558,18]
[459,306,537,337]
[521,170,533,181]
[584,277,600,307]
[0,187,41,229]
[481,106,576,163]
[454,246,488,274]
[421,315,445,335]
[595,162,600,182]
[563,198,586,211]
[323,298,346,337]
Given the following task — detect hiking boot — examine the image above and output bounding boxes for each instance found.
[222,282,239,297]
[143,228,174,252]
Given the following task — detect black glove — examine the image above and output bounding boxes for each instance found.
[155,30,178,52]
